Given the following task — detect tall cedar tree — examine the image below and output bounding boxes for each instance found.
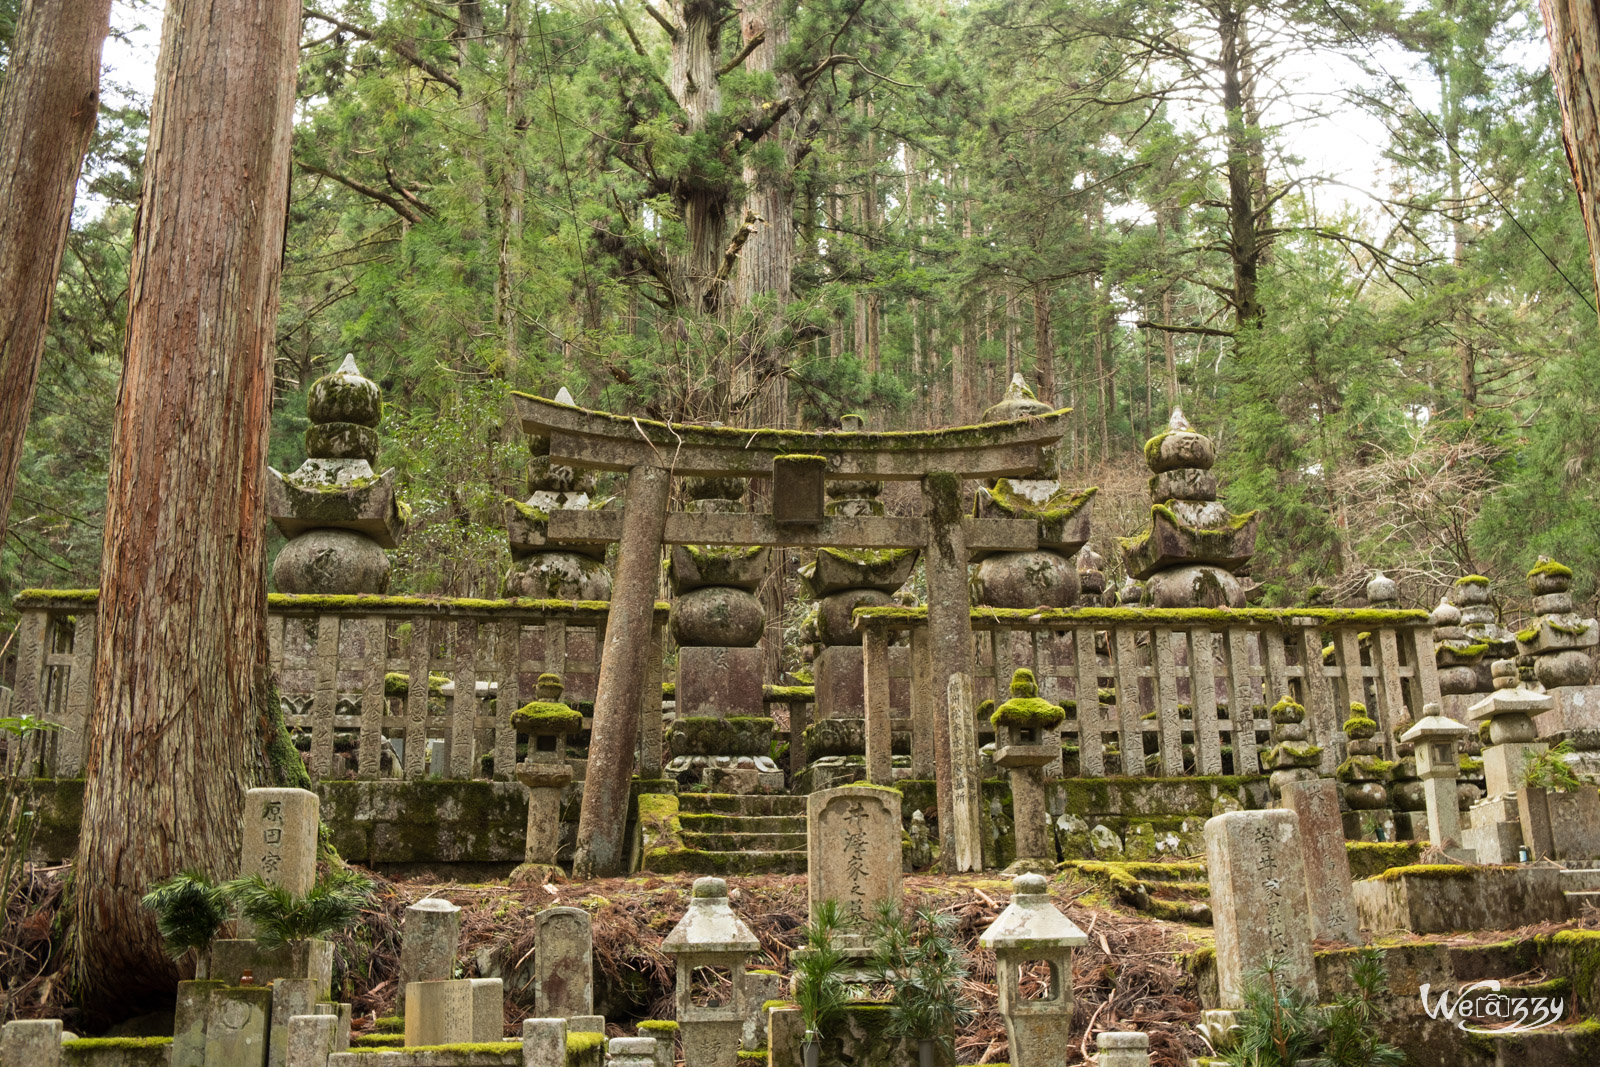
[1540,0,1600,310]
[0,0,114,557]
[70,0,302,1016]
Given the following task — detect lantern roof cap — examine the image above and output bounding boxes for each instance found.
[978,874,1087,951]
[662,877,759,955]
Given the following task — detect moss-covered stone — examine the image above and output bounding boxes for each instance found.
[992,696,1066,730]
[306,421,378,461]
[1336,755,1396,782]
[668,716,776,757]
[512,701,584,736]
[1345,840,1423,880]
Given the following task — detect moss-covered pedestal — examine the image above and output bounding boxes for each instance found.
[511,673,580,881]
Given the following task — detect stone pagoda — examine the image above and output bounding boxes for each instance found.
[268,354,404,593]
[1120,409,1258,608]
[1519,558,1600,780]
[502,387,613,600]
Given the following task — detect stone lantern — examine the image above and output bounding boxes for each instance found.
[1401,704,1473,856]
[990,669,1065,873]
[510,673,581,880]
[977,873,1087,1067]
[660,876,759,1067]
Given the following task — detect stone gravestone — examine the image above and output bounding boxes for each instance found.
[204,985,275,1067]
[399,897,461,994]
[1279,779,1360,942]
[240,788,318,897]
[534,907,594,1018]
[806,786,903,949]
[1,1019,61,1067]
[1203,809,1318,1009]
[522,1018,568,1067]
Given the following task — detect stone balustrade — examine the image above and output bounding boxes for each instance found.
[854,604,1442,781]
[6,590,667,784]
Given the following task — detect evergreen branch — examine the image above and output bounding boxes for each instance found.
[714,211,762,285]
[717,31,765,78]
[298,160,425,225]
[638,1,680,41]
[1136,320,1235,338]
[383,162,438,218]
[303,9,463,94]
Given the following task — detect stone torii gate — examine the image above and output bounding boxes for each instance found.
[513,394,1069,876]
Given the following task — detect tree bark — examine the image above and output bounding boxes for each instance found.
[733,0,795,310]
[70,0,302,1017]
[1033,280,1054,405]
[1540,0,1600,313]
[0,0,114,556]
[1218,0,1263,327]
[669,0,727,310]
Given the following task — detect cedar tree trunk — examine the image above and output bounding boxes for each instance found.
[70,0,302,1017]
[1539,0,1600,312]
[0,0,114,553]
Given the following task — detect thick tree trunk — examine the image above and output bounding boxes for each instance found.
[70,0,302,1018]
[499,0,530,373]
[733,0,795,310]
[1218,0,1262,327]
[0,0,114,554]
[670,0,726,309]
[1540,0,1600,312]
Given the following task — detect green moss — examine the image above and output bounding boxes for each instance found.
[12,587,101,606]
[1270,696,1305,724]
[568,1032,607,1052]
[507,497,551,524]
[992,696,1066,729]
[1345,841,1421,879]
[384,671,449,698]
[1343,715,1378,739]
[985,481,1097,520]
[62,1038,173,1049]
[1372,863,1485,883]
[344,1042,522,1056]
[854,604,1434,630]
[511,701,584,735]
[373,1015,403,1033]
[763,685,815,700]
[1336,755,1395,782]
[1009,668,1039,697]
[350,1033,406,1047]
[1455,575,1491,587]
[637,1020,680,1033]
[1529,559,1575,579]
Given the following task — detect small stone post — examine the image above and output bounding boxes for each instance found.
[534,906,594,1019]
[520,1018,567,1067]
[1,1019,61,1067]
[1402,706,1474,855]
[607,1037,659,1067]
[1096,1032,1150,1067]
[284,1014,337,1067]
[511,673,579,881]
[977,873,1087,1067]
[990,668,1065,873]
[661,877,760,1067]
[1279,779,1360,943]
[404,980,474,1045]
[398,898,460,1004]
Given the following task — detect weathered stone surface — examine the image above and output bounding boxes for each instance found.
[174,980,226,1067]
[284,1013,337,1067]
[210,941,333,1000]
[669,545,769,594]
[308,355,382,426]
[807,786,903,947]
[204,985,274,1067]
[676,646,765,719]
[502,549,612,600]
[535,907,594,1018]
[974,550,1079,608]
[817,588,894,646]
[272,528,391,595]
[1204,809,1317,1009]
[269,978,316,1067]
[470,978,504,1041]
[1519,785,1600,860]
[1279,780,1359,943]
[1353,865,1566,933]
[804,547,919,595]
[668,715,773,758]
[1121,508,1259,581]
[972,480,1093,556]
[404,979,474,1045]
[400,898,461,994]
[671,587,765,647]
[1146,428,1216,472]
[608,1037,659,1067]
[242,788,319,898]
[1145,564,1244,609]
[1536,649,1593,687]
[521,1018,568,1067]
[1,1019,61,1067]
[267,467,403,547]
[1150,468,1218,501]
[978,873,1087,1067]
[305,421,378,462]
[1096,1031,1151,1067]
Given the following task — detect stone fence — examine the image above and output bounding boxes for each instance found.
[855,605,1441,779]
[5,591,667,784]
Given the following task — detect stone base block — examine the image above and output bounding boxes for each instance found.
[1484,741,1546,798]
[664,754,782,792]
[1392,811,1426,841]
[1536,686,1600,737]
[668,715,774,758]
[1462,804,1524,865]
[676,647,766,718]
[1519,785,1600,861]
[1353,865,1565,933]
[210,940,334,1002]
[813,645,908,720]
[204,985,274,1067]
[404,980,474,1046]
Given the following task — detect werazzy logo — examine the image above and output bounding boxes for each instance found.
[1420,981,1566,1034]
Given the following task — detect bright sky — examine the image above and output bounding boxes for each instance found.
[93,1,1554,225]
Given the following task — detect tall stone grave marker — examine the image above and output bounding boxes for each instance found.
[1279,779,1360,942]
[1204,809,1318,1008]
[241,788,318,896]
[806,785,902,949]
[534,907,594,1018]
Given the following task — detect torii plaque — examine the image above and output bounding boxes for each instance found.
[513,393,1069,876]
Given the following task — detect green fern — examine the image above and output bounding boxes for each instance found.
[140,870,230,977]
[220,869,374,949]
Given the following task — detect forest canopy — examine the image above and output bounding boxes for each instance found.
[3,0,1597,622]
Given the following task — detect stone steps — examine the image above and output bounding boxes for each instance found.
[678,792,807,816]
[681,830,809,852]
[678,812,807,834]
[1062,859,1212,923]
